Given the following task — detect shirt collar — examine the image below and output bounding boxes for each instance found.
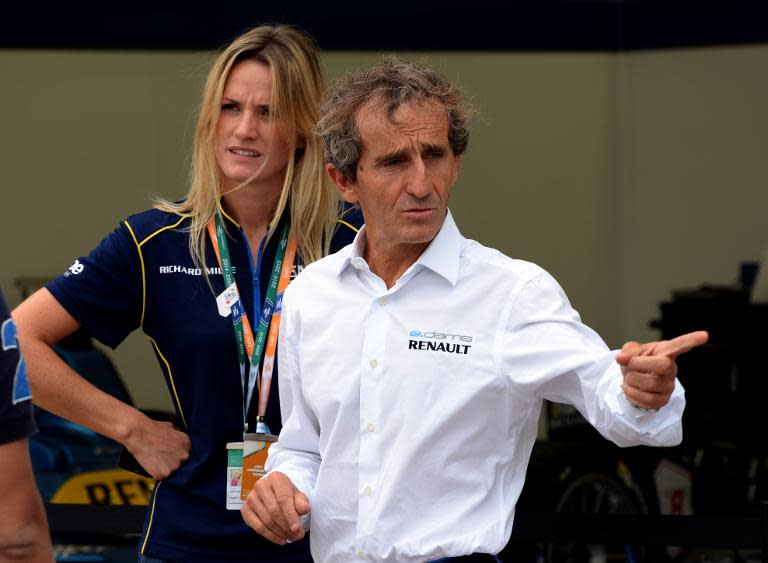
[336,209,462,286]
[217,198,288,235]
[217,199,241,228]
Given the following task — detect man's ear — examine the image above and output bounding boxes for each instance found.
[326,163,359,204]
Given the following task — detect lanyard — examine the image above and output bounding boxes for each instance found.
[207,211,297,431]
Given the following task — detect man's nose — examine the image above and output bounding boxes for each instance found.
[406,158,432,198]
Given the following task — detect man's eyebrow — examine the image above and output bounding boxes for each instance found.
[422,143,447,154]
[374,149,409,165]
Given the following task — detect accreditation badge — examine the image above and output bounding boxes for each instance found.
[240,432,278,501]
[226,442,244,510]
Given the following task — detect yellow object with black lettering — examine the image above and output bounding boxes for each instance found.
[50,469,155,505]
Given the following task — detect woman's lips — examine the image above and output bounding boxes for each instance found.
[228,148,261,157]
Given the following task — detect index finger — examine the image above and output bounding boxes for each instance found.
[271,478,303,538]
[615,341,654,365]
[656,330,709,358]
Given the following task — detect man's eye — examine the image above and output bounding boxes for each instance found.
[384,159,402,167]
[427,150,445,159]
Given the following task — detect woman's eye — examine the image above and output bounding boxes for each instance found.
[221,103,238,112]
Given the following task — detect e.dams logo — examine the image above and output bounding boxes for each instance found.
[408,330,472,355]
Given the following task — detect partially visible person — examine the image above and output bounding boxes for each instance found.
[241,57,708,562]
[13,25,360,562]
[1,290,54,563]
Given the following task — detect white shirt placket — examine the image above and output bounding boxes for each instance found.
[355,268,392,557]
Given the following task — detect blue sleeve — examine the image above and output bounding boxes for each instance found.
[0,291,37,444]
[46,222,143,349]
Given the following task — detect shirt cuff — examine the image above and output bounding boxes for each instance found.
[601,367,686,445]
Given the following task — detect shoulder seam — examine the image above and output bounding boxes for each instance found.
[336,218,359,234]
[339,205,358,219]
[139,216,187,248]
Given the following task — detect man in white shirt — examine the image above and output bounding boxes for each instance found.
[241,57,708,563]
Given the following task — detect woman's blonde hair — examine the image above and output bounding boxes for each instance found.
[155,24,336,269]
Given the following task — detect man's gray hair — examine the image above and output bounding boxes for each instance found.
[316,56,474,182]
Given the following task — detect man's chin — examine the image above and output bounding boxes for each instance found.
[400,226,441,247]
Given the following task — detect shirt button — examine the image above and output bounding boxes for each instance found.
[367,423,376,433]
[378,297,388,305]
[353,262,362,270]
[369,359,379,369]
[357,548,366,560]
[363,486,373,496]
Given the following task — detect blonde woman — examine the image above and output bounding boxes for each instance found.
[13,25,361,562]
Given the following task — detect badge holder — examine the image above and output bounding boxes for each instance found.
[226,441,244,510]
[240,431,278,502]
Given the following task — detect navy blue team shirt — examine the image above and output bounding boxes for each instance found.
[1,291,37,444]
[47,205,362,562]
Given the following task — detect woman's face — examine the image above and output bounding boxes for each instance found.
[214,60,293,193]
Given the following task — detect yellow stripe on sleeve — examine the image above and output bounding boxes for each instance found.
[147,336,188,430]
[124,221,147,327]
[140,481,161,554]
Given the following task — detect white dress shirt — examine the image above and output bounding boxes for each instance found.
[267,210,685,563]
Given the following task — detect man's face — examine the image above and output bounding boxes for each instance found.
[330,100,460,256]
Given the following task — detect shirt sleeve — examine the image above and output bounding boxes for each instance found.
[501,270,684,447]
[0,292,37,445]
[46,222,143,349]
[266,282,321,510]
